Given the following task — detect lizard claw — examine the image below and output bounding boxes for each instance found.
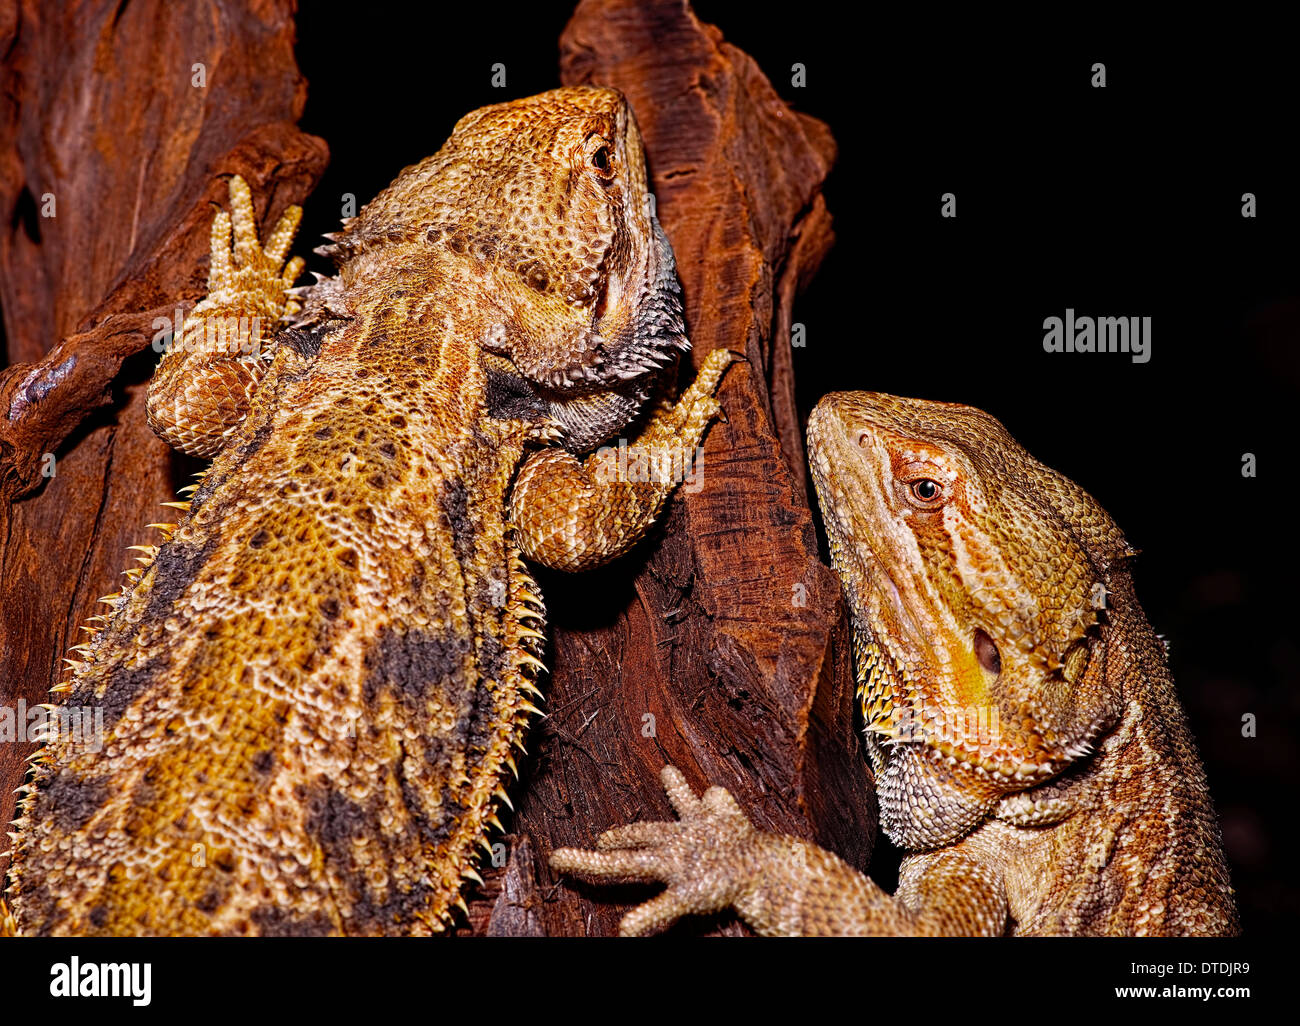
[550,764,761,936]
[206,175,304,311]
[147,174,309,458]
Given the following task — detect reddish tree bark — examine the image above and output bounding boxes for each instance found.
[465,0,867,936]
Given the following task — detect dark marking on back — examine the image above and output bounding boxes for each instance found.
[362,626,472,707]
[90,656,167,734]
[280,321,334,362]
[250,904,336,937]
[302,784,434,933]
[439,480,476,568]
[465,635,503,753]
[38,770,107,836]
[16,882,55,936]
[234,406,276,464]
[142,535,220,628]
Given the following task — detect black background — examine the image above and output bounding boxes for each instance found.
[295,3,1298,935]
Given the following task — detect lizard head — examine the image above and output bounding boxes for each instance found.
[808,391,1130,849]
[325,85,685,450]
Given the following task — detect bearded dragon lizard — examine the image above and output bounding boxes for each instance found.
[551,391,1240,936]
[2,85,734,936]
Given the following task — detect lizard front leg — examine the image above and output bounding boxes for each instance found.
[550,766,1008,936]
[510,347,737,571]
[146,175,305,457]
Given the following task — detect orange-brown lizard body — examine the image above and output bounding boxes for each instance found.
[4,86,733,935]
[553,391,1239,936]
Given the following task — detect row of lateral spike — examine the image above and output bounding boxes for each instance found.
[51,471,205,693]
[430,546,549,931]
[856,637,903,739]
[3,471,206,893]
[8,468,549,936]
[2,471,205,882]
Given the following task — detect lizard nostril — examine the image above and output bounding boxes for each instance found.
[973,628,1001,675]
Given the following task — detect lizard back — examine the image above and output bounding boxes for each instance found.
[11,300,542,935]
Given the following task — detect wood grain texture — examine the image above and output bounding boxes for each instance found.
[0,0,327,882]
[461,0,867,936]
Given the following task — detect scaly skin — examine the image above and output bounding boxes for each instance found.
[551,391,1239,936]
[3,86,735,936]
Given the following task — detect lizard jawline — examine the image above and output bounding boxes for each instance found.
[856,627,1066,787]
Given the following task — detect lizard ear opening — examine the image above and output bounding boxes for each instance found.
[973,628,1001,675]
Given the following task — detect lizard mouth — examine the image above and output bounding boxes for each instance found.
[823,497,1066,787]
[527,215,688,451]
[588,214,689,381]
[526,215,688,395]
[810,404,1069,786]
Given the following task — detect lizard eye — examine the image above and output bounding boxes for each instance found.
[909,479,943,504]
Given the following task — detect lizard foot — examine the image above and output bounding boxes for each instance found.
[146,175,306,457]
[200,173,306,329]
[550,765,770,936]
[512,348,740,572]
